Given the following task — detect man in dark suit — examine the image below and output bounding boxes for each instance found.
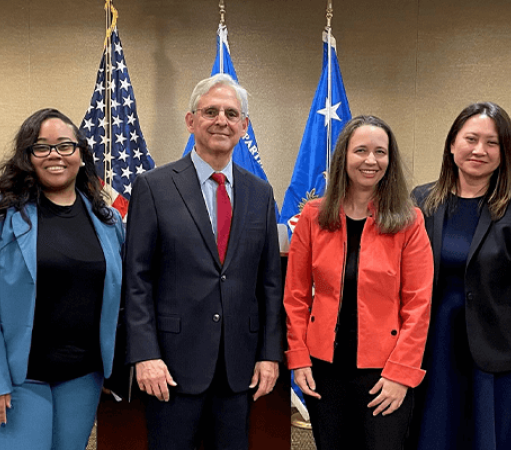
[124,74,283,450]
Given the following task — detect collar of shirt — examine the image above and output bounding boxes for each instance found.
[191,148,234,189]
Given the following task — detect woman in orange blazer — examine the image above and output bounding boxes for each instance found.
[284,115,433,450]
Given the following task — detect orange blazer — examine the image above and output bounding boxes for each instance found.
[284,200,433,388]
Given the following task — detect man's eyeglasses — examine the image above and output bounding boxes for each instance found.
[194,107,244,123]
[29,142,79,158]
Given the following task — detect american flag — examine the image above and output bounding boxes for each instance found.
[80,27,155,218]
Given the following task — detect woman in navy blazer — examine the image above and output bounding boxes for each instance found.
[0,109,123,450]
[409,102,511,450]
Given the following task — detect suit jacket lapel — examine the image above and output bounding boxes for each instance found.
[12,204,38,283]
[467,202,492,267]
[222,165,248,270]
[172,154,221,267]
[79,192,123,377]
[432,199,492,280]
[80,191,123,308]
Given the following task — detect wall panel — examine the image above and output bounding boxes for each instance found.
[1,0,510,204]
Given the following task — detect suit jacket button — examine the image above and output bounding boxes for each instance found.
[213,314,221,322]
[220,275,227,281]
[391,329,398,336]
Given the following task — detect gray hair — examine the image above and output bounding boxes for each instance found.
[188,74,249,117]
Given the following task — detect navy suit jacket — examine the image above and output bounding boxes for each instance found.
[124,154,283,394]
[413,182,511,373]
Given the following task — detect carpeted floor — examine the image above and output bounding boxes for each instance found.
[291,425,316,449]
[86,412,317,450]
[86,424,96,450]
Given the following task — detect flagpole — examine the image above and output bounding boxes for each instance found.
[81,3,155,219]
[104,0,113,197]
[219,0,226,73]
[325,0,334,186]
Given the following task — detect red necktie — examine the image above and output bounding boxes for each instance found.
[211,173,232,264]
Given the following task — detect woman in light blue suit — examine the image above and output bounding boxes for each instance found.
[0,108,124,450]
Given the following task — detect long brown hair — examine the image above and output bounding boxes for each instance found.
[423,102,511,220]
[319,115,415,233]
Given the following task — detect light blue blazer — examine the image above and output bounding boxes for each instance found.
[0,192,124,396]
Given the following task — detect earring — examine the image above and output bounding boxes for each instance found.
[80,161,85,167]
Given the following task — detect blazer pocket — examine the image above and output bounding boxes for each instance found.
[157,316,181,333]
[249,315,259,333]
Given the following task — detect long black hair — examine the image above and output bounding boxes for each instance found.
[423,102,511,220]
[0,108,114,224]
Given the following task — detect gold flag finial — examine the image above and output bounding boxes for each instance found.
[104,0,119,48]
[326,0,333,29]
[219,0,226,26]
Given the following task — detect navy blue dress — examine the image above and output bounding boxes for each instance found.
[414,197,511,449]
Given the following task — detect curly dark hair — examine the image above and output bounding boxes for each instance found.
[0,108,114,225]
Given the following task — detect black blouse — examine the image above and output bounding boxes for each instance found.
[335,216,366,366]
[27,194,106,382]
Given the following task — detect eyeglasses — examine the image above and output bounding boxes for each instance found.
[29,142,79,158]
[194,107,244,123]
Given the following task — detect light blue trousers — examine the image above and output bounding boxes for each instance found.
[0,371,103,450]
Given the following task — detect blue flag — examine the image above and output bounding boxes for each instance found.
[280,32,351,233]
[283,32,351,420]
[183,25,270,185]
[80,27,155,218]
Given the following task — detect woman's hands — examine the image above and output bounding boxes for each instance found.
[0,393,12,426]
[367,377,408,416]
[293,367,321,399]
[294,368,408,416]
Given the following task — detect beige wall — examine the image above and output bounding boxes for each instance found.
[1,0,511,206]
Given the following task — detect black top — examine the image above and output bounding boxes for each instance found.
[335,216,366,365]
[27,194,106,382]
